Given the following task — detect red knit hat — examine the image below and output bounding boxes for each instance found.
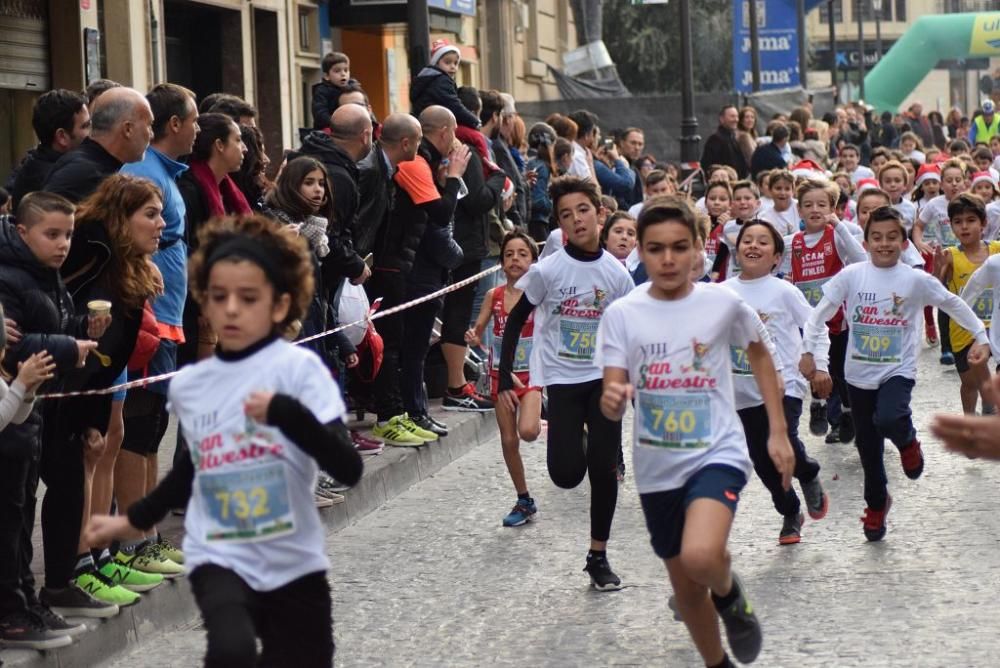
[430,39,461,67]
[915,164,941,186]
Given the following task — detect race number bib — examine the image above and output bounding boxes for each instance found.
[730,346,752,375]
[796,278,828,307]
[939,221,959,247]
[491,335,532,372]
[558,318,598,361]
[973,291,993,326]
[637,392,712,449]
[198,462,294,543]
[851,324,903,363]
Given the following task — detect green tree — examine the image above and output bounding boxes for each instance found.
[602,0,733,93]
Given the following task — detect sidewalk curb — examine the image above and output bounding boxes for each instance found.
[2,409,497,668]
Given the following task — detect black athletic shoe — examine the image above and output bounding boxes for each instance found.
[778,512,803,545]
[824,429,841,444]
[410,414,448,437]
[29,603,86,638]
[716,572,763,664]
[0,611,73,650]
[809,401,828,436]
[838,411,855,443]
[584,553,622,591]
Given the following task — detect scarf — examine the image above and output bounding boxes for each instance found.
[266,208,330,258]
[189,160,252,218]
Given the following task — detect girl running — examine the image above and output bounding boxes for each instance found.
[704,181,733,281]
[912,164,942,344]
[598,197,794,666]
[497,176,634,591]
[877,160,916,232]
[601,211,638,264]
[758,170,797,236]
[725,220,831,545]
[84,214,363,666]
[466,232,543,527]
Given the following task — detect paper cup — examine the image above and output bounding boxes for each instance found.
[87,300,111,317]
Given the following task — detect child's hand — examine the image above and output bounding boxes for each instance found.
[767,431,795,490]
[88,313,112,339]
[16,351,55,390]
[825,213,840,228]
[244,391,275,424]
[600,381,634,421]
[76,340,98,367]
[717,211,732,225]
[968,342,991,367]
[83,428,106,466]
[810,371,833,399]
[798,353,817,380]
[464,328,481,347]
[84,514,134,548]
[345,353,359,369]
[497,389,520,412]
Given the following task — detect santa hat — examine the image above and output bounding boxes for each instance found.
[915,164,941,186]
[502,177,515,201]
[790,159,826,180]
[971,170,998,188]
[430,39,461,68]
[855,178,880,196]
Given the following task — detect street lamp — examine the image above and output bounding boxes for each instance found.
[856,0,865,100]
[872,0,883,67]
[828,0,838,92]
[678,0,700,164]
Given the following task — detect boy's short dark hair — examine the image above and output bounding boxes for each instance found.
[32,89,88,147]
[949,139,970,155]
[600,195,618,213]
[973,146,993,161]
[146,83,196,140]
[840,143,861,156]
[337,82,368,106]
[457,86,481,115]
[321,52,350,75]
[767,169,794,189]
[645,169,669,188]
[568,110,599,138]
[84,79,121,105]
[637,195,699,244]
[871,146,891,161]
[731,180,760,198]
[479,89,504,126]
[864,206,907,240]
[208,94,257,122]
[769,123,790,143]
[947,192,987,223]
[549,175,601,213]
[857,187,891,210]
[16,191,75,228]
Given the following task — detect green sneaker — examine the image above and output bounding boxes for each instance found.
[118,543,184,579]
[157,537,184,565]
[398,413,437,442]
[74,570,140,607]
[99,558,164,592]
[372,415,427,446]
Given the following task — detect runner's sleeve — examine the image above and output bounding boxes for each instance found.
[595,303,628,370]
[922,273,989,345]
[127,455,195,531]
[833,222,868,264]
[786,284,829,372]
[268,394,363,486]
[959,258,994,307]
[497,294,536,392]
[802,269,848,358]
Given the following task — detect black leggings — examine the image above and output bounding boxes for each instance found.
[189,565,334,668]
[829,329,852,409]
[546,379,621,542]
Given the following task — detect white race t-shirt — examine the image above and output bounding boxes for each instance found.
[170,339,345,591]
[628,202,644,219]
[596,282,756,493]
[517,248,634,386]
[724,274,829,407]
[900,240,925,269]
[568,143,592,180]
[892,198,917,233]
[804,262,988,389]
[986,200,1000,241]
[917,195,959,247]
[758,202,798,236]
[960,254,1000,358]
[540,227,564,259]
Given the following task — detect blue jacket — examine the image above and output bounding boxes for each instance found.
[595,158,637,211]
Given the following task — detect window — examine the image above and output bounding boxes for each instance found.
[894,0,906,20]
[819,0,843,24]
[298,9,312,51]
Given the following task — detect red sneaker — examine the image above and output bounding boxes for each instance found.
[861,495,892,541]
[899,439,924,480]
[351,430,384,455]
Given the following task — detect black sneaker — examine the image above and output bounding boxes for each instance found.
[442,383,494,412]
[809,401,828,436]
[838,410,855,443]
[715,572,763,664]
[778,512,803,545]
[583,552,622,591]
[801,477,829,520]
[0,611,73,650]
[39,584,119,619]
[411,414,448,437]
[824,430,841,444]
[29,603,87,638]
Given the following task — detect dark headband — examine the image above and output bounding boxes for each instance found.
[205,236,288,293]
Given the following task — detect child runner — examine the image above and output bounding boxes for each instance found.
[725,220,831,545]
[758,170,797,236]
[839,143,875,185]
[755,169,774,210]
[933,193,1000,414]
[790,179,867,440]
[601,211,638,265]
[84,214,363,665]
[856,188,925,271]
[719,181,762,279]
[877,160,917,233]
[497,176,634,590]
[968,172,1000,240]
[912,164,943,343]
[704,181,733,281]
[466,232,543,527]
[913,158,968,365]
[802,206,990,541]
[598,196,794,667]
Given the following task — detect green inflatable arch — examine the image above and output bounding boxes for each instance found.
[864,11,1000,112]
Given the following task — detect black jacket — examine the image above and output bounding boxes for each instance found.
[356,143,394,259]
[454,149,505,261]
[750,142,787,178]
[700,126,749,179]
[42,137,123,203]
[406,140,463,298]
[409,67,481,130]
[312,80,345,131]
[10,144,64,208]
[291,130,366,283]
[492,136,527,230]
[0,217,86,458]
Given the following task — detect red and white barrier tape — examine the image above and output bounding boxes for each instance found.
[39,262,505,399]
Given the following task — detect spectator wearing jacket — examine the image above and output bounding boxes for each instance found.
[615,127,646,208]
[700,105,749,179]
[593,139,636,211]
[485,92,527,230]
[311,51,360,131]
[526,123,559,242]
[750,123,790,178]
[8,90,91,209]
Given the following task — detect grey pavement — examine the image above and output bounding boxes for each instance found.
[96,346,1000,666]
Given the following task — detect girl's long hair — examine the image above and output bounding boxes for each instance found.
[74,174,163,310]
[266,156,335,222]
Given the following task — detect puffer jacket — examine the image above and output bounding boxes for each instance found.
[0,217,86,458]
[409,67,481,129]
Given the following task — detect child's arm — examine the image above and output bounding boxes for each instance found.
[924,273,991,364]
[496,294,535,409]
[801,295,841,372]
[933,246,953,284]
[0,380,32,429]
[830,216,868,264]
[465,287,497,347]
[746,339,795,489]
[600,367,632,421]
[913,211,932,255]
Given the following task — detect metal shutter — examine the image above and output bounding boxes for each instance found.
[0,0,49,90]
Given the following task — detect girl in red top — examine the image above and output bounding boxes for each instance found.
[466,231,543,527]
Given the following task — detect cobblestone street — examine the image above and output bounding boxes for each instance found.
[107,345,1000,667]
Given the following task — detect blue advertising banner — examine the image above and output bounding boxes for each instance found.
[429,0,475,16]
[732,0,800,93]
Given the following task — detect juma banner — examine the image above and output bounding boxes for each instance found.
[732,0,800,93]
